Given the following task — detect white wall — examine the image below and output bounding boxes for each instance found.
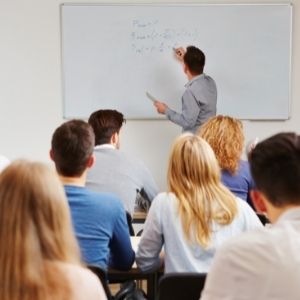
[0,0,299,191]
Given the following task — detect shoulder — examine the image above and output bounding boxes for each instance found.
[197,74,217,87]
[151,192,177,207]
[217,227,269,263]
[236,160,254,186]
[187,74,217,95]
[113,150,149,171]
[75,187,125,213]
[148,192,178,217]
[206,229,270,291]
[80,187,123,207]
[93,148,128,163]
[59,263,107,300]
[236,197,252,211]
[202,73,217,84]
[238,160,251,172]
[233,197,262,228]
[235,197,256,218]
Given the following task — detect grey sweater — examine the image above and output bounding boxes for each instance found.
[86,146,159,215]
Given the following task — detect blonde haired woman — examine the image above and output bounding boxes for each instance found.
[0,160,106,300]
[136,134,261,273]
[198,115,255,205]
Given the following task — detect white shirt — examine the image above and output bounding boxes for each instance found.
[136,192,262,273]
[201,207,300,300]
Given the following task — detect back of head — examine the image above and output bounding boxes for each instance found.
[168,133,220,192]
[88,109,125,145]
[183,46,205,75]
[249,132,300,207]
[168,133,237,247]
[198,115,244,174]
[0,160,80,300]
[51,119,95,177]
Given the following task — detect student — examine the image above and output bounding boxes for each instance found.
[201,132,300,300]
[0,160,106,300]
[0,153,9,172]
[198,115,255,205]
[136,134,261,273]
[50,119,135,271]
[154,46,217,133]
[86,109,159,215]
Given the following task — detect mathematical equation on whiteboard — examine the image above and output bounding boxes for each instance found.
[130,19,201,54]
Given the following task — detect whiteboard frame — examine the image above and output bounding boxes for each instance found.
[60,3,293,121]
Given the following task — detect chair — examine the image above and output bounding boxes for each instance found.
[156,273,207,300]
[88,265,141,300]
[256,213,270,226]
[126,211,135,236]
[87,265,113,300]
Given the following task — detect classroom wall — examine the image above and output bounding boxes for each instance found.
[0,0,298,191]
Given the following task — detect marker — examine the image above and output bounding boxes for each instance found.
[146,92,157,102]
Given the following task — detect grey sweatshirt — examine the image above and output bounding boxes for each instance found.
[86,145,159,215]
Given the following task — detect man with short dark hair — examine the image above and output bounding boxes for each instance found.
[201,132,300,300]
[87,109,159,215]
[154,45,217,133]
[50,119,135,271]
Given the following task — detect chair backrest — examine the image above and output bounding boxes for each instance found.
[256,213,270,226]
[157,273,207,300]
[126,211,135,236]
[87,265,112,300]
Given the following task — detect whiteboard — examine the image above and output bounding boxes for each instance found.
[61,3,292,120]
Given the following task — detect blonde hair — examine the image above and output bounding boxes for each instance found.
[198,115,244,174]
[0,160,81,300]
[168,134,238,248]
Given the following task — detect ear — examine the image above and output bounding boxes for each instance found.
[250,189,267,214]
[183,63,188,74]
[86,154,95,169]
[49,149,54,161]
[111,132,116,144]
[111,132,119,147]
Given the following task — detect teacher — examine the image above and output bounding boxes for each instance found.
[154,46,217,133]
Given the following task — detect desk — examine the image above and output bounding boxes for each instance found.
[133,211,147,224]
[108,236,159,300]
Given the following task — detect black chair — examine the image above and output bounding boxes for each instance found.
[126,211,135,236]
[87,265,113,300]
[156,273,207,300]
[256,213,270,226]
[88,265,142,300]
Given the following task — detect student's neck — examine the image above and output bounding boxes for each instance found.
[267,203,300,223]
[187,72,201,81]
[59,174,86,187]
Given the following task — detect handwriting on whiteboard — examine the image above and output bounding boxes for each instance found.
[130,19,201,54]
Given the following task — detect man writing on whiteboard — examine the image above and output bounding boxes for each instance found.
[154,46,217,133]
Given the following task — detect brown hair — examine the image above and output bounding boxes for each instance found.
[250,132,300,207]
[88,109,125,145]
[168,134,237,248]
[198,115,244,174]
[183,46,205,75]
[51,119,95,177]
[0,160,80,300]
